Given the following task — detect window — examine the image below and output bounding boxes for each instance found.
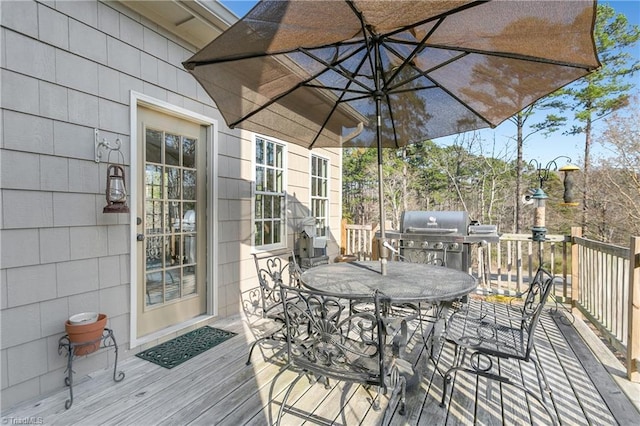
[311,155,329,237]
[254,136,286,247]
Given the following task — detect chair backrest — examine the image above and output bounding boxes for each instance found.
[251,250,301,318]
[278,284,387,388]
[520,267,555,359]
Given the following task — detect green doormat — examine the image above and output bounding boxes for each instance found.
[136,326,236,369]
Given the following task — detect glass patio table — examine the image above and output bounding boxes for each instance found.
[300,261,477,303]
[300,260,478,376]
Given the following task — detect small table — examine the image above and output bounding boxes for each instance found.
[58,328,125,409]
[300,261,477,303]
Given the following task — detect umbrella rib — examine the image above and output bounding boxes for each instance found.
[183,38,368,68]
[381,0,488,39]
[300,44,374,149]
[385,24,460,93]
[384,16,444,88]
[386,85,437,96]
[308,91,352,149]
[383,45,496,128]
[305,83,369,95]
[384,92,400,148]
[425,44,598,71]
[227,52,355,128]
[345,0,378,88]
[383,46,468,93]
[299,47,374,95]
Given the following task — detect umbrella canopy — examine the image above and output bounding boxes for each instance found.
[184,0,599,274]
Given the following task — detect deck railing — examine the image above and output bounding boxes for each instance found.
[341,222,375,260]
[341,222,639,381]
[473,233,570,297]
[570,228,639,382]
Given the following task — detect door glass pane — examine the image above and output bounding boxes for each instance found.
[162,236,173,267]
[183,202,196,232]
[183,234,196,265]
[165,268,180,301]
[146,200,162,232]
[145,272,163,306]
[165,133,180,166]
[183,137,196,168]
[182,266,196,296]
[167,201,180,233]
[145,165,162,199]
[183,170,196,200]
[167,167,180,199]
[145,235,163,271]
[146,129,162,163]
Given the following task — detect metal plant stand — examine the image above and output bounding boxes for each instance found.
[57,328,125,409]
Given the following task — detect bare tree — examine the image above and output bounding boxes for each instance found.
[596,101,640,241]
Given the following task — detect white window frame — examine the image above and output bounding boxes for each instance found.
[252,135,288,250]
[310,154,330,237]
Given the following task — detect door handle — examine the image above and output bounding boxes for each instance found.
[137,234,145,241]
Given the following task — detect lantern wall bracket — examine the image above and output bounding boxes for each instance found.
[95,129,122,163]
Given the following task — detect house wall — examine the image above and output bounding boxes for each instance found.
[0,0,342,410]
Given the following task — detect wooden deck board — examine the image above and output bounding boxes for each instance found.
[3,307,639,426]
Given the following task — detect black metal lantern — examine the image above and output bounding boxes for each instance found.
[103,164,129,213]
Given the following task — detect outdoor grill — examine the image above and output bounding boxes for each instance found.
[395,211,499,272]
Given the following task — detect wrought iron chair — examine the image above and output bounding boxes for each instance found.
[275,284,408,425]
[439,267,557,425]
[244,249,302,365]
[384,240,452,355]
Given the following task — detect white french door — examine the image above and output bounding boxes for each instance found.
[136,105,207,337]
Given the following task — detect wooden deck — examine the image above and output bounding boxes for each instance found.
[3,303,640,425]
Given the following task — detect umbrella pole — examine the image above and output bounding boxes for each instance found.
[375,99,387,275]
[373,36,387,276]
[377,143,387,276]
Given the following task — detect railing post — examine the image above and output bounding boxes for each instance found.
[571,227,582,313]
[628,236,640,382]
[341,219,347,255]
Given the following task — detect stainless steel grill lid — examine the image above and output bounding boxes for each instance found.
[401,211,470,235]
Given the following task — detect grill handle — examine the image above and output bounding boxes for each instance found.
[405,227,458,234]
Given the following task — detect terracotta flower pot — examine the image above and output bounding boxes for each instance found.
[65,314,108,355]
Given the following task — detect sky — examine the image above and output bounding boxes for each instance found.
[219,0,639,165]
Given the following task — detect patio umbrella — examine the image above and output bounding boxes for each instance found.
[183,0,599,275]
